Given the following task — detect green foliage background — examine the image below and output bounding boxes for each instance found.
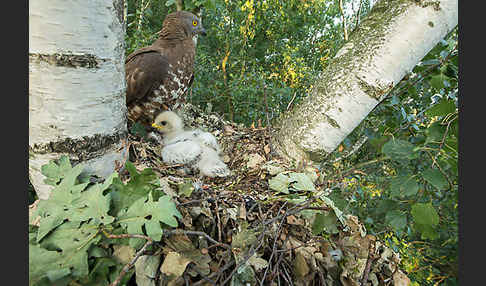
[125,0,457,284]
[29,0,458,285]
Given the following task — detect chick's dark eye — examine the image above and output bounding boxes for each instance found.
[161,121,167,126]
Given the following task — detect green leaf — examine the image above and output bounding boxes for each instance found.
[444,136,458,154]
[165,0,176,7]
[72,173,116,225]
[153,195,182,228]
[29,243,70,285]
[268,173,291,194]
[34,162,117,243]
[119,194,182,243]
[426,99,456,117]
[414,223,439,240]
[83,257,117,285]
[389,175,419,197]
[381,139,415,161]
[178,178,195,197]
[111,162,160,215]
[312,211,339,235]
[430,74,448,90]
[411,203,440,240]
[41,155,73,186]
[129,122,148,138]
[422,168,448,190]
[38,221,101,279]
[385,210,407,232]
[374,199,399,216]
[411,203,439,226]
[232,225,258,250]
[425,121,446,143]
[34,163,89,242]
[288,172,316,191]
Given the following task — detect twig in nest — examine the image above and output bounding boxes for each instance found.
[101,229,153,286]
[196,198,316,285]
[260,203,289,285]
[280,262,293,285]
[193,259,236,286]
[360,240,377,286]
[178,192,227,207]
[219,229,269,286]
[187,263,217,285]
[163,229,231,250]
[213,194,223,243]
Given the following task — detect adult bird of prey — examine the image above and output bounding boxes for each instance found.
[125,11,206,126]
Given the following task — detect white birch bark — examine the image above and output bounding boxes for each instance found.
[272,0,458,164]
[29,0,128,200]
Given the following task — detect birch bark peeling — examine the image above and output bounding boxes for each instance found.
[29,0,128,200]
[272,0,458,164]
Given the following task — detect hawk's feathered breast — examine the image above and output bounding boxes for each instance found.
[125,11,206,126]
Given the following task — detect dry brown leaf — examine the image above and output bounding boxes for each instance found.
[223,125,236,135]
[294,252,310,277]
[286,215,305,225]
[246,153,265,169]
[239,202,247,220]
[160,252,192,277]
[113,245,135,265]
[393,270,411,286]
[264,144,271,154]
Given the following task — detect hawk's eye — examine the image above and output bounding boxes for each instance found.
[192,20,198,26]
[161,121,167,126]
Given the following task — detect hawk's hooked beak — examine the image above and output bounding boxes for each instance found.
[152,123,162,130]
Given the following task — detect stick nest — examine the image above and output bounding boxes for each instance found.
[121,103,410,286]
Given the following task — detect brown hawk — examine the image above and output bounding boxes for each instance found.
[125,11,206,126]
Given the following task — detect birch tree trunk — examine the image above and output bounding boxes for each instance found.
[29,0,128,200]
[272,0,458,164]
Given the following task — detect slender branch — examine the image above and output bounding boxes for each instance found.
[338,156,389,178]
[263,84,270,127]
[102,229,154,286]
[215,196,223,243]
[354,0,363,30]
[339,0,349,41]
[163,229,231,250]
[432,113,457,168]
[360,240,377,285]
[286,92,298,111]
[425,150,453,190]
[136,0,151,33]
[260,204,289,285]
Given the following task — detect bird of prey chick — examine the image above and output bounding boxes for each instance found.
[152,111,230,178]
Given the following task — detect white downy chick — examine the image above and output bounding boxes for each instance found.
[152,111,230,177]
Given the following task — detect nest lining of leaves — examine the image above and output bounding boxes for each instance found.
[29,103,410,286]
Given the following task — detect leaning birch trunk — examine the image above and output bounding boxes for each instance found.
[29,0,128,200]
[272,0,458,164]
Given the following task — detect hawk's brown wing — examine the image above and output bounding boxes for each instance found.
[125,49,169,105]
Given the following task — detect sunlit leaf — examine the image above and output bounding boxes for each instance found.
[382,139,415,161]
[422,168,448,190]
[426,99,456,117]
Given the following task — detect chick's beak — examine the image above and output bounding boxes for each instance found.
[151,123,160,129]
